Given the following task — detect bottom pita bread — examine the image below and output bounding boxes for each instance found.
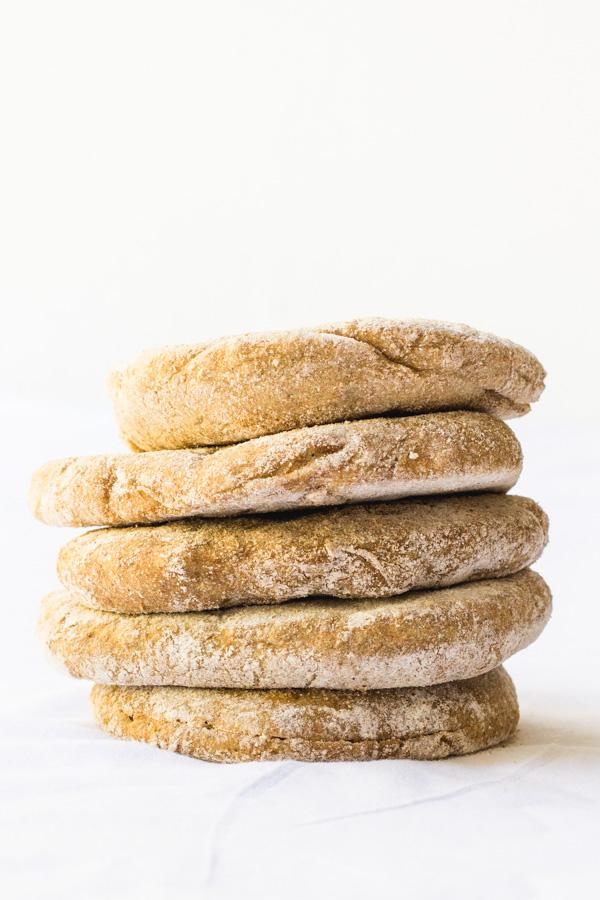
[91,667,518,762]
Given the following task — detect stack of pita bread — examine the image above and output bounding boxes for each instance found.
[30,319,551,762]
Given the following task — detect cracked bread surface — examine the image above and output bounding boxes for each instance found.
[57,494,548,613]
[108,318,545,450]
[91,667,519,762]
[39,569,551,690]
[29,412,522,527]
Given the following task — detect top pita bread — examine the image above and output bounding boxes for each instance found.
[109,318,545,450]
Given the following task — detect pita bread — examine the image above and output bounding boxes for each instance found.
[109,318,545,449]
[58,494,548,613]
[91,667,519,762]
[39,569,551,690]
[30,412,522,527]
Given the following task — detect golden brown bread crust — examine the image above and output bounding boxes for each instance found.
[58,494,548,613]
[108,318,545,449]
[29,412,522,527]
[91,667,519,762]
[39,570,551,690]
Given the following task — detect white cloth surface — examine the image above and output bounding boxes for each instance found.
[1,409,599,900]
[3,679,599,900]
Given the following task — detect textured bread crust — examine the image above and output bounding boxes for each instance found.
[29,412,522,527]
[108,318,545,449]
[91,667,519,762]
[58,494,548,613]
[40,570,551,690]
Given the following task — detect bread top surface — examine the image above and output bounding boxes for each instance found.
[108,318,545,449]
[58,493,548,612]
[30,412,523,527]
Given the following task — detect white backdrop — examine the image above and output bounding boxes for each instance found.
[1,3,599,899]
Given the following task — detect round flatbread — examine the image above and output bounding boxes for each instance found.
[29,412,522,527]
[91,667,519,762]
[58,494,548,613]
[109,318,545,450]
[40,569,551,690]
